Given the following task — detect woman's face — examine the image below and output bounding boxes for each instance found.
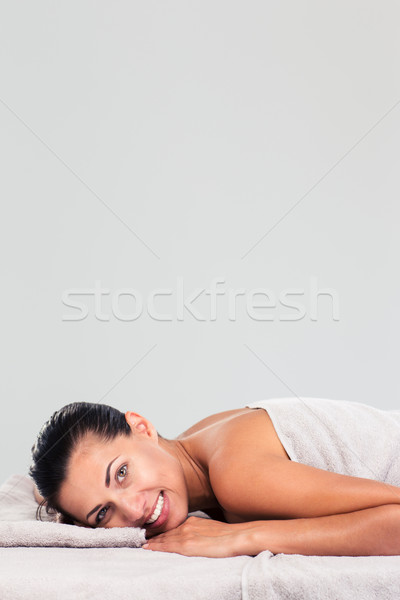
[57,412,190,534]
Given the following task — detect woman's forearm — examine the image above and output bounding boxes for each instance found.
[238,504,400,557]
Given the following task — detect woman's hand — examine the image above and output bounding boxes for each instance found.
[142,516,256,558]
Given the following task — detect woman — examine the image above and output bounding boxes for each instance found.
[29,398,400,558]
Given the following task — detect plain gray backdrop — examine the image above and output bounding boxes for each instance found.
[0,1,399,485]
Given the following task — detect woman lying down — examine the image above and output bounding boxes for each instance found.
[29,397,400,558]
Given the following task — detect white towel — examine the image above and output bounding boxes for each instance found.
[245,396,400,486]
[0,519,146,547]
[241,550,400,600]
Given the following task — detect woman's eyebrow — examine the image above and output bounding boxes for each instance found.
[85,455,120,522]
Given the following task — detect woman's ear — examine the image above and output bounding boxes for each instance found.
[125,411,157,439]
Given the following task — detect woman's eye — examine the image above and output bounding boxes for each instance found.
[95,465,128,524]
[117,465,128,482]
[96,506,108,524]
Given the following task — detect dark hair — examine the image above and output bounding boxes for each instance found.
[29,401,163,526]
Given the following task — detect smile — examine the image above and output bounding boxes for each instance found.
[145,492,164,525]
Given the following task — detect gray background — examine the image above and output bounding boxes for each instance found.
[0,1,399,485]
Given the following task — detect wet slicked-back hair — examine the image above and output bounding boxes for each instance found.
[29,402,138,525]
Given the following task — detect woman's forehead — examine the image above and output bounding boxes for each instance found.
[73,433,131,458]
[67,438,128,482]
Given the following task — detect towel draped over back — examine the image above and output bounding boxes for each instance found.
[245,397,400,487]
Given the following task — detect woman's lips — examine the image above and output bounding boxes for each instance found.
[144,493,162,525]
[145,491,169,530]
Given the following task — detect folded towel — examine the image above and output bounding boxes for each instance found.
[0,519,146,547]
[0,473,146,547]
[245,396,400,486]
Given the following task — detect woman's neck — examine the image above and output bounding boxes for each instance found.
[158,436,220,512]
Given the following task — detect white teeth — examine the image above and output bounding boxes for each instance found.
[145,492,164,525]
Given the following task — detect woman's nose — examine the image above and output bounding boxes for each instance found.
[118,494,146,525]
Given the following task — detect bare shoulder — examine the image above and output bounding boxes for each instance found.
[177,406,291,522]
[179,406,289,466]
[206,407,290,464]
[205,409,291,522]
[176,407,257,439]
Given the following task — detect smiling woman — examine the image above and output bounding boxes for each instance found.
[29,402,182,529]
[29,398,400,557]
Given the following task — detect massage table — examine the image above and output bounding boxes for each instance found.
[1,472,400,599]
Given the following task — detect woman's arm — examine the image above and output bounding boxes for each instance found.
[209,450,400,520]
[143,505,400,557]
[238,503,400,556]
